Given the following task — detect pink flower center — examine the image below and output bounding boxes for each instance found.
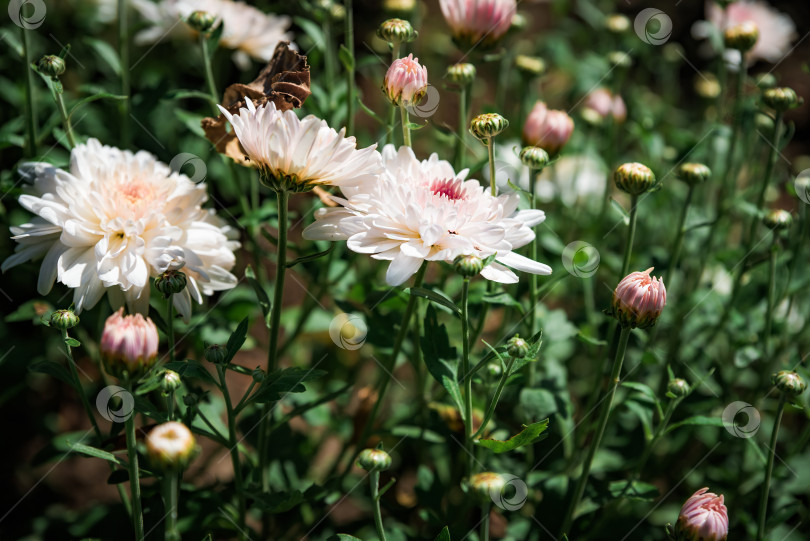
[430,178,466,201]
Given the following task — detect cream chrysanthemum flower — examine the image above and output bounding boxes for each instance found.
[303,145,552,286]
[2,139,239,320]
[132,0,293,70]
[217,98,383,192]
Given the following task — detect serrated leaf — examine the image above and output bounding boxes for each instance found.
[420,306,463,414]
[410,287,461,316]
[476,418,550,453]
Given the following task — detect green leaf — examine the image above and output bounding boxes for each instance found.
[107,469,129,484]
[163,89,217,103]
[294,17,325,51]
[610,198,630,225]
[245,266,271,321]
[434,526,451,541]
[251,367,327,403]
[64,337,81,347]
[625,399,653,442]
[338,44,355,71]
[409,287,461,316]
[286,244,335,268]
[29,361,75,388]
[481,291,524,314]
[389,425,445,443]
[68,93,127,121]
[207,22,225,50]
[226,317,249,361]
[420,306,463,414]
[358,98,385,125]
[476,418,550,453]
[576,331,607,346]
[165,359,217,385]
[253,490,305,513]
[665,415,725,434]
[84,37,121,75]
[329,536,362,541]
[608,480,659,501]
[69,441,125,465]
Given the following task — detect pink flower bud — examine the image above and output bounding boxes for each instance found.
[522,102,574,155]
[439,0,516,49]
[384,54,428,107]
[612,268,666,329]
[675,488,729,541]
[100,308,159,379]
[583,88,626,123]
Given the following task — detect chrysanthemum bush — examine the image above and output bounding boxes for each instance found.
[1,1,808,540]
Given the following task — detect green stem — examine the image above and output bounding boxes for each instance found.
[757,395,785,541]
[454,86,468,171]
[400,105,411,147]
[166,294,175,364]
[344,0,354,134]
[528,166,539,385]
[473,354,515,439]
[124,381,144,541]
[764,237,778,358]
[487,137,496,196]
[746,111,783,246]
[370,470,387,541]
[663,185,694,290]
[163,472,179,541]
[461,278,474,476]
[631,399,677,481]
[61,329,102,437]
[218,365,247,539]
[620,196,638,277]
[54,89,76,148]
[118,0,131,147]
[560,326,631,537]
[322,18,336,115]
[20,26,37,157]
[481,502,491,541]
[201,34,219,110]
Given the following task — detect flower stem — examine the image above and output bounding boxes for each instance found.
[60,329,102,437]
[481,502,491,541]
[200,34,219,111]
[757,394,785,541]
[344,0,355,134]
[560,326,631,537]
[118,0,131,147]
[453,85,468,171]
[124,380,144,541]
[461,277,474,476]
[631,398,677,481]
[400,105,411,147]
[620,195,638,277]
[764,237,778,358]
[370,470,387,541]
[54,89,76,148]
[747,111,783,246]
[218,364,247,539]
[528,166,539,385]
[473,354,515,439]
[20,25,37,157]
[663,185,693,291]
[166,294,175,364]
[487,137,496,196]
[163,472,179,541]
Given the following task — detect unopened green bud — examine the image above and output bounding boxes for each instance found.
[454,255,484,278]
[377,18,417,45]
[252,368,265,382]
[515,55,545,77]
[356,448,392,471]
[161,369,182,393]
[724,21,758,52]
[50,308,80,330]
[486,362,502,378]
[37,55,65,78]
[667,378,690,398]
[614,162,656,195]
[756,73,777,89]
[204,343,228,364]
[155,270,187,298]
[506,335,529,358]
[446,63,476,86]
[605,14,630,34]
[677,163,711,186]
[772,370,806,397]
[519,146,550,170]
[763,209,792,230]
[187,10,216,33]
[762,87,801,112]
[470,113,509,140]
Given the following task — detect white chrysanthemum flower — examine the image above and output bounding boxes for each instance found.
[217,99,383,192]
[303,145,552,286]
[2,139,240,320]
[132,0,293,69]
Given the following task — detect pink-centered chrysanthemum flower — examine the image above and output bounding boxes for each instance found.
[523,102,575,155]
[612,268,666,329]
[384,54,428,107]
[439,0,517,49]
[303,145,551,286]
[100,308,159,379]
[146,421,197,469]
[2,139,239,320]
[132,0,294,69]
[217,99,383,192]
[701,0,796,66]
[675,488,729,541]
[583,88,627,123]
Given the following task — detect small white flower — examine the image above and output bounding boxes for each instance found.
[2,139,239,321]
[217,99,383,192]
[304,145,552,286]
[132,0,294,69]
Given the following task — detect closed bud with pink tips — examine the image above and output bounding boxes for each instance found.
[439,0,516,49]
[612,268,666,329]
[582,88,626,125]
[672,488,728,541]
[522,102,574,155]
[100,308,159,379]
[384,54,428,107]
